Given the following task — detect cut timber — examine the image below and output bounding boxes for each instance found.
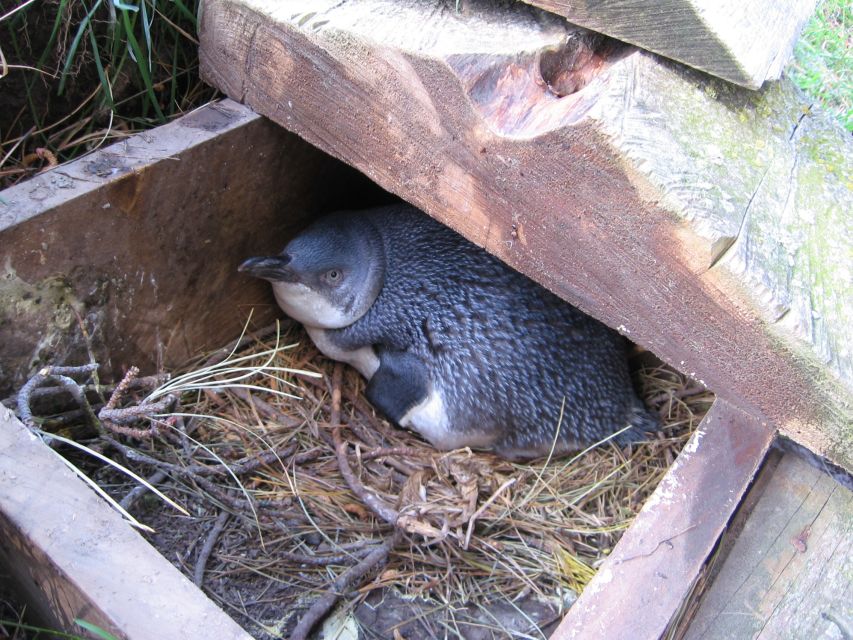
[550,399,775,639]
[519,0,817,89]
[199,0,853,471]
[0,99,371,398]
[683,452,853,640]
[0,406,252,639]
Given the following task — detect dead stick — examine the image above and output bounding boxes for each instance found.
[104,367,139,410]
[16,364,100,430]
[194,510,231,587]
[120,469,169,510]
[290,534,398,640]
[463,477,517,550]
[329,365,398,526]
[105,435,296,478]
[2,375,164,407]
[278,545,378,566]
[361,446,429,461]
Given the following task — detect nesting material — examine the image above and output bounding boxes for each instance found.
[104,323,713,638]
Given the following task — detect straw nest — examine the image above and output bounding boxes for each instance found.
[92,322,713,638]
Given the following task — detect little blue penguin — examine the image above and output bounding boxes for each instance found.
[239,204,658,460]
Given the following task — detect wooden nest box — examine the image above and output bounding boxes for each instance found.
[0,0,850,639]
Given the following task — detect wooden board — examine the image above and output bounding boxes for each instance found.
[0,99,377,398]
[549,399,775,639]
[0,405,253,639]
[683,452,853,640]
[519,0,817,88]
[198,0,853,470]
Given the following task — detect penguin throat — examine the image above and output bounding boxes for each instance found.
[271,282,354,329]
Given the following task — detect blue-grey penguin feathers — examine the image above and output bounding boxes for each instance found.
[239,204,658,460]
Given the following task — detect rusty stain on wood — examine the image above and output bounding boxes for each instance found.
[549,399,775,639]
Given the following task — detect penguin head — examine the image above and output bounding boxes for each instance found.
[239,214,385,329]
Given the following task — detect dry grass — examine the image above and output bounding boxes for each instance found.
[108,321,714,637]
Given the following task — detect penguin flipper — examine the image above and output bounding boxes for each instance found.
[365,349,430,425]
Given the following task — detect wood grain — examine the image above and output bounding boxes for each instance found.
[198,0,852,470]
[0,406,253,639]
[520,0,817,88]
[684,452,853,639]
[549,399,775,639]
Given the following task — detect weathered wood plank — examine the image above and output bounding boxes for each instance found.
[0,405,253,639]
[198,0,852,469]
[0,99,371,398]
[548,399,774,639]
[684,452,853,640]
[519,0,817,88]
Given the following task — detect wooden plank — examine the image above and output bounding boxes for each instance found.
[548,399,774,639]
[0,405,253,639]
[519,0,817,89]
[0,99,372,398]
[683,452,853,640]
[198,0,853,470]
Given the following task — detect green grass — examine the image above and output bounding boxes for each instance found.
[789,0,852,131]
[0,618,119,640]
[0,0,215,188]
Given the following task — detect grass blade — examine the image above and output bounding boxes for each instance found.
[42,430,189,516]
[58,0,103,96]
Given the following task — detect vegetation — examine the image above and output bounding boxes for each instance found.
[0,0,215,188]
[789,0,852,131]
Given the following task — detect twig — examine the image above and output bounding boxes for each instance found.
[194,510,231,587]
[615,523,699,564]
[290,533,399,640]
[278,544,378,567]
[120,469,169,510]
[99,395,175,425]
[104,366,140,410]
[104,435,296,478]
[16,364,100,429]
[230,387,302,428]
[361,446,430,461]
[463,477,517,550]
[330,365,399,526]
[32,404,105,429]
[97,366,176,437]
[2,375,164,408]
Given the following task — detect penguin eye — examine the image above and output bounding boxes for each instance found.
[324,269,343,285]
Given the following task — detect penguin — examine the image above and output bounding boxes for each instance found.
[239,204,658,460]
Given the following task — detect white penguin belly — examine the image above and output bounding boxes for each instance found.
[400,388,495,451]
[304,326,380,379]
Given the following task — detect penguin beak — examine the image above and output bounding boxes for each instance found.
[238,255,296,282]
